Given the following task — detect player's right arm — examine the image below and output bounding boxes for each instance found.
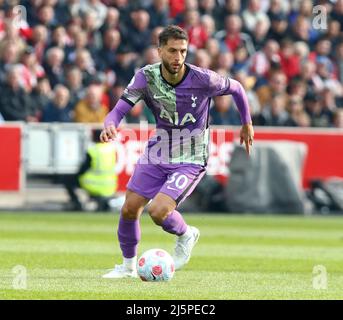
[100,70,147,143]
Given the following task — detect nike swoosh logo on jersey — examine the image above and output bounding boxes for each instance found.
[153,94,165,99]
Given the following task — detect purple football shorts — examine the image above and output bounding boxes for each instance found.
[127,156,206,205]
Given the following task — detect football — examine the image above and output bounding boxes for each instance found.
[137,249,175,282]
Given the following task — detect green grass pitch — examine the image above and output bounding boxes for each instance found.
[0,212,343,300]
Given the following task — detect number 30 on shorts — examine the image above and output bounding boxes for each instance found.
[166,172,189,190]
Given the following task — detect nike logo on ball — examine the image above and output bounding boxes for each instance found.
[153,94,165,99]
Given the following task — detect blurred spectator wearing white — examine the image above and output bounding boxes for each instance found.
[80,0,108,30]
[242,0,270,34]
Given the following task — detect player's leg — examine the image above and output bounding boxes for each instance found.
[148,166,206,270]
[102,189,150,278]
[103,159,165,279]
[118,189,150,264]
[148,192,200,270]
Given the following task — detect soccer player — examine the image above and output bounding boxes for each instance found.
[101,25,254,278]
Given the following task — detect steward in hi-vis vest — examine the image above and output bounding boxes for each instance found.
[79,142,117,197]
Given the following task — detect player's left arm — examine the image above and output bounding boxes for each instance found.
[207,70,254,155]
[228,79,254,155]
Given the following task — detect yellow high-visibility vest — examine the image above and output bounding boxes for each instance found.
[79,143,117,197]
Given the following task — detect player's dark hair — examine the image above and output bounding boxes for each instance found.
[158,25,188,47]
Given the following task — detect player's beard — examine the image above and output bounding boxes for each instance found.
[162,59,183,75]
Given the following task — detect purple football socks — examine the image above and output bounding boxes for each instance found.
[161,210,187,236]
[118,210,187,258]
[117,213,141,258]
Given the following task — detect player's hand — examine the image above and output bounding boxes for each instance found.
[240,122,254,155]
[100,124,117,143]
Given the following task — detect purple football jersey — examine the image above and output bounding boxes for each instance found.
[106,63,251,165]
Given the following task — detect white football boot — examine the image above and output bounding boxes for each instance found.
[173,226,200,270]
[102,264,138,279]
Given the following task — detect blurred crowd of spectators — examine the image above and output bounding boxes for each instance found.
[0,0,342,128]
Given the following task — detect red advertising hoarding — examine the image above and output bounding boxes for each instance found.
[0,126,22,191]
[113,126,343,191]
[0,125,342,192]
